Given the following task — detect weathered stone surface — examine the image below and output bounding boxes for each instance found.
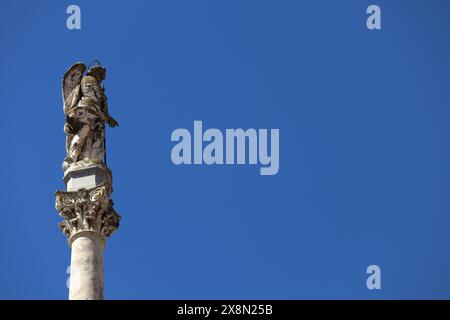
[69,231,104,300]
[61,62,118,172]
[63,161,112,192]
[55,182,120,300]
[55,183,120,241]
[56,62,120,300]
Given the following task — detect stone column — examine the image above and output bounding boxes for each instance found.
[57,62,120,300]
[69,231,104,300]
[55,163,120,300]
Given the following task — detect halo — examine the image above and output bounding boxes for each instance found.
[88,60,102,69]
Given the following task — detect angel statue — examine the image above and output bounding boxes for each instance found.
[62,61,118,171]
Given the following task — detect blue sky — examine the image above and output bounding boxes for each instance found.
[1,0,450,299]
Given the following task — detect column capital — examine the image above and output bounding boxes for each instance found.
[55,183,121,245]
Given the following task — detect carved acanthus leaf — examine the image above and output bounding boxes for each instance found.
[55,183,121,239]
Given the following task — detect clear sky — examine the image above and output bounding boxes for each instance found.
[1,0,450,299]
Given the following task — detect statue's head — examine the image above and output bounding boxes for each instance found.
[86,60,106,82]
[86,66,106,82]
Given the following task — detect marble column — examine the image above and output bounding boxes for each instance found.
[58,62,120,300]
[69,231,104,300]
[55,164,120,300]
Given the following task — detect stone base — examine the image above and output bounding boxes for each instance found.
[63,160,112,193]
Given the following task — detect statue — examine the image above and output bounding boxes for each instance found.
[56,61,121,300]
[62,61,118,171]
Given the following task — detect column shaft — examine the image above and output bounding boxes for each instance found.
[69,231,104,300]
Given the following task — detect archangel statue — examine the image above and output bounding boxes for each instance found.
[62,61,118,171]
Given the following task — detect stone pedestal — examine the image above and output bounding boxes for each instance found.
[64,164,112,192]
[55,163,120,300]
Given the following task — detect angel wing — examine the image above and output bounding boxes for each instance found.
[62,62,86,103]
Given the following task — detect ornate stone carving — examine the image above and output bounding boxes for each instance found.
[56,62,120,300]
[61,61,118,172]
[55,183,121,241]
